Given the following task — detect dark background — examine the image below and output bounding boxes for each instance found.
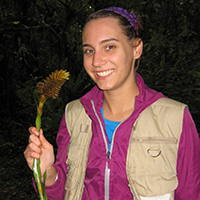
[0,0,199,199]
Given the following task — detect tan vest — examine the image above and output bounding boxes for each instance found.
[64,98,186,200]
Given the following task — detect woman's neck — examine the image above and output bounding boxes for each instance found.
[103,83,139,121]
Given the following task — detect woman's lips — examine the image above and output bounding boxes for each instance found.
[96,69,114,77]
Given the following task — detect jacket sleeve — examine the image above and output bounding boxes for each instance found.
[45,113,70,200]
[175,108,200,200]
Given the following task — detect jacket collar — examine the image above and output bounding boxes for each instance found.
[80,73,164,118]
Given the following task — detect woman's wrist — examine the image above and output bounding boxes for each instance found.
[45,165,57,186]
[54,172,58,183]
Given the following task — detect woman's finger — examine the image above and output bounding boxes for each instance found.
[29,127,40,137]
[29,133,41,147]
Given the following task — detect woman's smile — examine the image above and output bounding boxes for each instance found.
[96,69,114,77]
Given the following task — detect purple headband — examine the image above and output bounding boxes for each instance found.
[101,7,139,35]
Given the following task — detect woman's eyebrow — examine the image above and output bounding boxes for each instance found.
[82,44,92,48]
[100,38,119,44]
[82,38,119,48]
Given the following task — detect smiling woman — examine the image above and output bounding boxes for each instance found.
[24,7,200,200]
[82,17,142,99]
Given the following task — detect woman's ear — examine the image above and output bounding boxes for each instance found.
[133,38,143,59]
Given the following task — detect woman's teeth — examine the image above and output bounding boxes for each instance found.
[97,70,114,77]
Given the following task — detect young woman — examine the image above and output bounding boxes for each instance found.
[24,7,200,200]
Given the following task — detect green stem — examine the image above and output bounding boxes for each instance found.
[33,158,44,200]
[33,95,48,200]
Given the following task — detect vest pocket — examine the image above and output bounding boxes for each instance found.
[127,137,178,197]
[65,124,92,191]
[131,137,178,144]
[131,137,177,158]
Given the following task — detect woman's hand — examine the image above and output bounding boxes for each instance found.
[24,127,57,185]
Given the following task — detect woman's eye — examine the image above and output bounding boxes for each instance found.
[105,45,115,51]
[84,49,94,54]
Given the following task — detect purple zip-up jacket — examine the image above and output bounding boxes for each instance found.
[41,74,200,200]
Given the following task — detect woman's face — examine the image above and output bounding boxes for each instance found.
[82,17,138,92]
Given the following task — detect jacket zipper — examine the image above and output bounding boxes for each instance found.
[109,112,133,159]
[105,162,110,200]
[109,123,121,159]
[91,100,134,199]
[91,100,110,200]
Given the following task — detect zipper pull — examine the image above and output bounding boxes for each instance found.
[107,151,110,159]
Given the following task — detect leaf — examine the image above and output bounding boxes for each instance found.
[13,21,20,25]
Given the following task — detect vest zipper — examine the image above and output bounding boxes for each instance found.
[131,137,178,144]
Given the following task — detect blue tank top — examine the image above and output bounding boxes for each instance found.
[100,107,120,151]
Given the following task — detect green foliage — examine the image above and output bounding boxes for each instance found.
[0,0,199,199]
[136,0,200,132]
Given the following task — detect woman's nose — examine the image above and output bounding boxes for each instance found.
[92,51,106,67]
